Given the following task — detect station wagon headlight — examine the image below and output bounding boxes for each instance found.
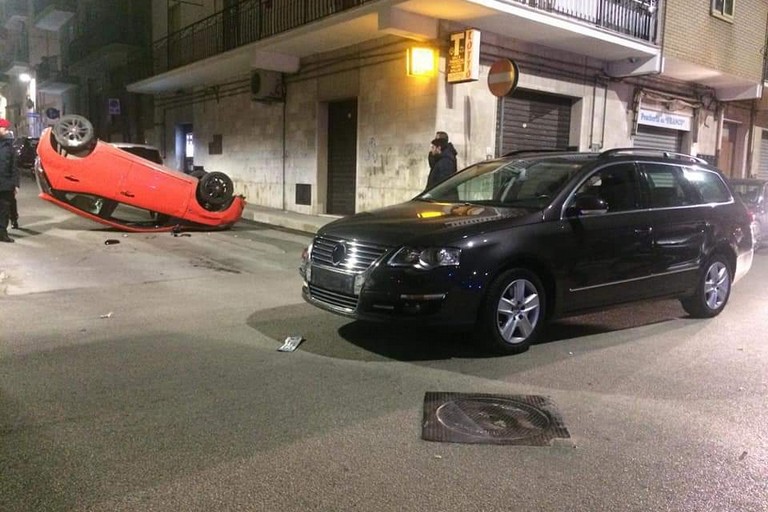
[388,247,461,269]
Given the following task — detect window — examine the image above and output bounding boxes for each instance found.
[640,163,696,207]
[574,164,640,213]
[711,0,734,20]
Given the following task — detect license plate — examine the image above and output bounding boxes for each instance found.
[310,266,354,295]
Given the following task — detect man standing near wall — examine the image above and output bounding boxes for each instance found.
[426,137,457,190]
[0,118,19,243]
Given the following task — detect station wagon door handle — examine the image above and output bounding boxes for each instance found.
[120,191,135,198]
[64,175,80,182]
[634,227,653,235]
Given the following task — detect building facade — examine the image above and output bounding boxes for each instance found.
[1,0,153,142]
[6,1,767,214]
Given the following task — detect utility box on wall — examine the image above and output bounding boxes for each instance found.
[251,70,285,103]
[295,183,311,205]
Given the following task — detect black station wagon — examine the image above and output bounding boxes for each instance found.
[300,149,755,354]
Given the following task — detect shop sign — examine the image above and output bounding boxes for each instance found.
[638,109,691,131]
[447,29,480,84]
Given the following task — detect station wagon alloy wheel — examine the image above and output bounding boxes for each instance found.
[481,269,546,354]
[704,261,730,310]
[680,255,732,318]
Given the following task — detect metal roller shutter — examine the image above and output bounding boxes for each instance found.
[759,131,768,179]
[496,90,572,155]
[634,125,682,152]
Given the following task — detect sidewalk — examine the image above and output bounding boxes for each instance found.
[240,203,339,234]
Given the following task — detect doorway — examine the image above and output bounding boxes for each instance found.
[327,99,358,215]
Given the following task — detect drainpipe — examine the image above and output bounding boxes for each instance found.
[599,79,608,150]
[589,76,597,150]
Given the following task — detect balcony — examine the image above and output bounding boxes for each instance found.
[2,0,29,30]
[68,11,149,75]
[133,0,660,94]
[33,0,76,31]
[36,56,78,94]
[513,0,658,41]
[152,0,378,76]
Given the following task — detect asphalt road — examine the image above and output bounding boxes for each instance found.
[2,174,767,511]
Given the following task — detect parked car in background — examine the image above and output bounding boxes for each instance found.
[111,142,164,165]
[729,178,767,248]
[34,115,245,232]
[300,149,754,354]
[13,136,39,169]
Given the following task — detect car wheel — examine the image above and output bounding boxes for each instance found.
[52,115,95,154]
[197,171,234,207]
[680,254,732,318]
[478,269,546,355]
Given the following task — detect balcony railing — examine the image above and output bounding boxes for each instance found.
[153,0,377,76]
[151,0,658,78]
[513,0,659,42]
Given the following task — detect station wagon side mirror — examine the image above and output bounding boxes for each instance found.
[566,194,609,217]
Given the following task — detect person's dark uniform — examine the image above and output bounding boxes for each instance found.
[0,120,19,243]
[426,138,457,190]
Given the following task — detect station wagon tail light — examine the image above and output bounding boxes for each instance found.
[388,247,461,269]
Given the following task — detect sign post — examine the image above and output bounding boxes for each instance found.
[488,59,520,157]
[487,59,520,98]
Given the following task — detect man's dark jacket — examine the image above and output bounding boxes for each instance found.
[426,150,457,190]
[0,136,19,192]
[427,142,457,170]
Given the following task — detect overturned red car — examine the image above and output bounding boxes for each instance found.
[34,115,245,232]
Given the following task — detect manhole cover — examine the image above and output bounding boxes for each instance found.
[422,392,570,445]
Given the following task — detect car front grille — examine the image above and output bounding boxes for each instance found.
[310,236,391,273]
[308,236,392,312]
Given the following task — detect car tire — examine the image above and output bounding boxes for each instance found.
[478,268,546,355]
[52,115,95,155]
[197,171,234,208]
[680,254,732,318]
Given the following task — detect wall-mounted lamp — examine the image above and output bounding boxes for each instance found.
[19,73,32,83]
[406,47,437,77]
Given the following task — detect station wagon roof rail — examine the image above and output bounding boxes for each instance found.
[599,148,708,165]
[502,148,581,157]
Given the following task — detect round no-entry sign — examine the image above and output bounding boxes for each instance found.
[488,59,520,98]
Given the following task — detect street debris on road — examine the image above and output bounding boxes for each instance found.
[278,336,304,352]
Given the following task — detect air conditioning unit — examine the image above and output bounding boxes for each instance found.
[250,70,285,103]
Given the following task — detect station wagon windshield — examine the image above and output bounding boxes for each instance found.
[419,156,596,208]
